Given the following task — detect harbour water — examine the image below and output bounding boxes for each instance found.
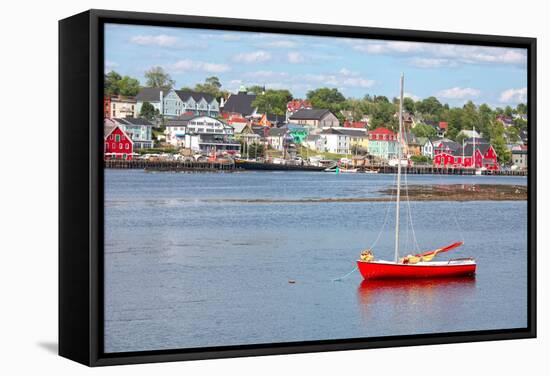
[104,170,528,353]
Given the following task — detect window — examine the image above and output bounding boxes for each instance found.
[115,134,120,142]
[112,143,115,149]
[126,144,130,150]
[119,143,123,149]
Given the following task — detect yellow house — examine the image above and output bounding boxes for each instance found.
[337,128,369,153]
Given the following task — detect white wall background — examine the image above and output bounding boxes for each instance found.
[0,0,546,374]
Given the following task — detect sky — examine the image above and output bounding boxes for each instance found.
[104,23,528,108]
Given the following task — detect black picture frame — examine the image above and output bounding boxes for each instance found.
[59,9,537,367]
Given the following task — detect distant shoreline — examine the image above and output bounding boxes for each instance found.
[197,184,526,203]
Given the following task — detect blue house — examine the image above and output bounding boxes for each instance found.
[163,89,220,118]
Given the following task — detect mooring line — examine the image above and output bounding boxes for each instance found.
[332,266,358,282]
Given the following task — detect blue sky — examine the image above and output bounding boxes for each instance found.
[105,23,528,108]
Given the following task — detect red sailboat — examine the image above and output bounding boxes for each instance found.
[357,74,476,280]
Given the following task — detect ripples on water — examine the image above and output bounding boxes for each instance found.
[104,170,528,353]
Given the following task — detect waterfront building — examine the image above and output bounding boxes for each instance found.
[434,140,461,156]
[288,108,340,129]
[511,145,528,170]
[266,124,308,151]
[104,95,137,118]
[225,115,249,133]
[319,128,351,154]
[367,127,399,160]
[163,89,219,118]
[304,134,324,152]
[136,87,168,118]
[333,128,369,154]
[266,127,286,151]
[104,124,133,160]
[402,131,421,156]
[165,114,239,153]
[105,118,154,149]
[434,142,499,170]
[417,137,430,158]
[221,87,258,118]
[234,123,261,145]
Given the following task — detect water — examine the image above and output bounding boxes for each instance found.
[104,170,528,353]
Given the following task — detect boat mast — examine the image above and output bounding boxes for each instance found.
[394,74,404,263]
[472,125,476,168]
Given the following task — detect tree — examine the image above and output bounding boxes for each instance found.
[104,71,122,96]
[306,88,346,112]
[416,96,443,119]
[411,123,436,138]
[487,120,511,164]
[252,89,293,116]
[248,143,265,159]
[140,101,158,121]
[403,97,416,113]
[368,101,397,130]
[247,85,265,95]
[104,71,140,96]
[194,76,224,99]
[144,66,175,88]
[117,76,140,97]
[516,103,527,114]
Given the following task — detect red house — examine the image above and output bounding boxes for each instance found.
[344,120,368,129]
[368,127,397,141]
[104,124,133,160]
[434,142,499,170]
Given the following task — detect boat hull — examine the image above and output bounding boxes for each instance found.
[357,260,476,280]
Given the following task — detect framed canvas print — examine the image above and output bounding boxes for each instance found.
[59,9,536,366]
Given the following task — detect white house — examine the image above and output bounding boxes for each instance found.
[319,128,351,154]
[304,134,324,152]
[165,114,239,153]
[266,127,286,151]
[422,138,435,159]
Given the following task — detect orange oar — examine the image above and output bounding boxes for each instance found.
[415,241,464,258]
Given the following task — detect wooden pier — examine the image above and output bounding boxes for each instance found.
[366,165,527,176]
[104,159,236,172]
[104,159,527,176]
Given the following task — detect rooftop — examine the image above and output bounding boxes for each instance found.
[289,108,332,120]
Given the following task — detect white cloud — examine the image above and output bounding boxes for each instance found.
[287,52,304,64]
[245,70,289,79]
[437,87,481,99]
[404,92,421,101]
[221,34,241,41]
[266,40,298,48]
[499,87,527,103]
[303,71,374,88]
[130,34,179,47]
[350,40,527,68]
[233,50,272,64]
[339,68,355,76]
[409,58,454,68]
[167,59,230,73]
[342,77,375,88]
[354,41,424,54]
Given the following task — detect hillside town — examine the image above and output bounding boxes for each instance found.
[103,72,528,173]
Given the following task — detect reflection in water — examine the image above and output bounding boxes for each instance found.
[356,277,476,331]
